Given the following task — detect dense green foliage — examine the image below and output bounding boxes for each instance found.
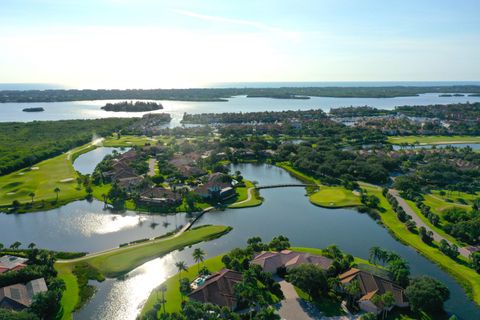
[181,109,327,124]
[0,119,136,175]
[101,101,163,112]
[2,86,480,102]
[405,277,450,313]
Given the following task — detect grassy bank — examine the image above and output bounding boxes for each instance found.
[228,180,263,208]
[55,225,232,320]
[309,186,361,208]
[388,135,480,145]
[0,143,96,212]
[362,185,480,306]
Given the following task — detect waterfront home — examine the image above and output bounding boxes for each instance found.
[139,187,182,205]
[0,255,28,274]
[188,269,242,310]
[195,181,235,201]
[338,268,408,315]
[0,278,48,311]
[251,250,333,274]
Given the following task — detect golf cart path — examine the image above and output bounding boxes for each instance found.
[389,189,470,258]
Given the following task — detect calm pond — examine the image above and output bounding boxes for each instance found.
[1,93,480,126]
[73,147,129,175]
[72,164,479,320]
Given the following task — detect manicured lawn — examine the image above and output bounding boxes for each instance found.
[276,162,320,185]
[102,135,158,147]
[55,225,231,320]
[0,144,91,210]
[430,190,479,207]
[404,199,462,246]
[56,263,80,320]
[361,185,480,306]
[387,135,480,145]
[141,255,226,317]
[309,186,361,208]
[228,180,263,208]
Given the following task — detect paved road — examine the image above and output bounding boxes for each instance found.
[389,189,470,258]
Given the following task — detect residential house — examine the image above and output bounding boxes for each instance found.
[0,255,28,274]
[195,181,235,201]
[188,269,242,310]
[139,187,182,206]
[0,278,48,311]
[251,250,333,274]
[338,268,408,315]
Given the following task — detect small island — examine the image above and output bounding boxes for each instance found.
[439,93,465,97]
[101,101,163,112]
[22,107,45,112]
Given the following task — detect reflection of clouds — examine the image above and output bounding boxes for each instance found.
[72,212,148,236]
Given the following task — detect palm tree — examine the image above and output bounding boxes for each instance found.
[192,248,206,274]
[175,261,187,302]
[175,261,187,284]
[29,192,35,204]
[10,241,21,250]
[344,280,361,307]
[369,246,384,265]
[101,193,107,204]
[159,283,167,314]
[28,242,36,249]
[54,187,60,202]
[381,292,395,319]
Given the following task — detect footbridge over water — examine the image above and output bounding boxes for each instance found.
[255,183,317,189]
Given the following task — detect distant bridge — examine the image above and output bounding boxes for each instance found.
[255,183,317,189]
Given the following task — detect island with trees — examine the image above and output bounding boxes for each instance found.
[101,101,163,112]
[22,107,45,112]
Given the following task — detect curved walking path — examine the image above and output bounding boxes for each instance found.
[230,187,254,206]
[389,189,470,258]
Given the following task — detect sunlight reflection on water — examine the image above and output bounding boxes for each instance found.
[87,252,179,320]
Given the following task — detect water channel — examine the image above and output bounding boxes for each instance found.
[1,158,476,318]
[1,93,480,126]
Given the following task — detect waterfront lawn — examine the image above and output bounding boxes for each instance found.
[228,180,263,208]
[309,186,361,208]
[361,185,480,306]
[141,255,225,317]
[387,135,480,145]
[55,225,231,320]
[0,144,90,210]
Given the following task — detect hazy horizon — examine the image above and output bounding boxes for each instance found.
[1,0,479,89]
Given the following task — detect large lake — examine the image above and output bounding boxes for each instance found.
[1,93,480,126]
[0,156,475,319]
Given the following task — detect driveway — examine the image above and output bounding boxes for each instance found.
[277,279,318,320]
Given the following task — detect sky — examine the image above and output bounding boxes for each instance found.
[0,0,479,88]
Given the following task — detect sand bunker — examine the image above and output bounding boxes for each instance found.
[60,178,74,183]
[6,192,16,195]
[30,167,39,170]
